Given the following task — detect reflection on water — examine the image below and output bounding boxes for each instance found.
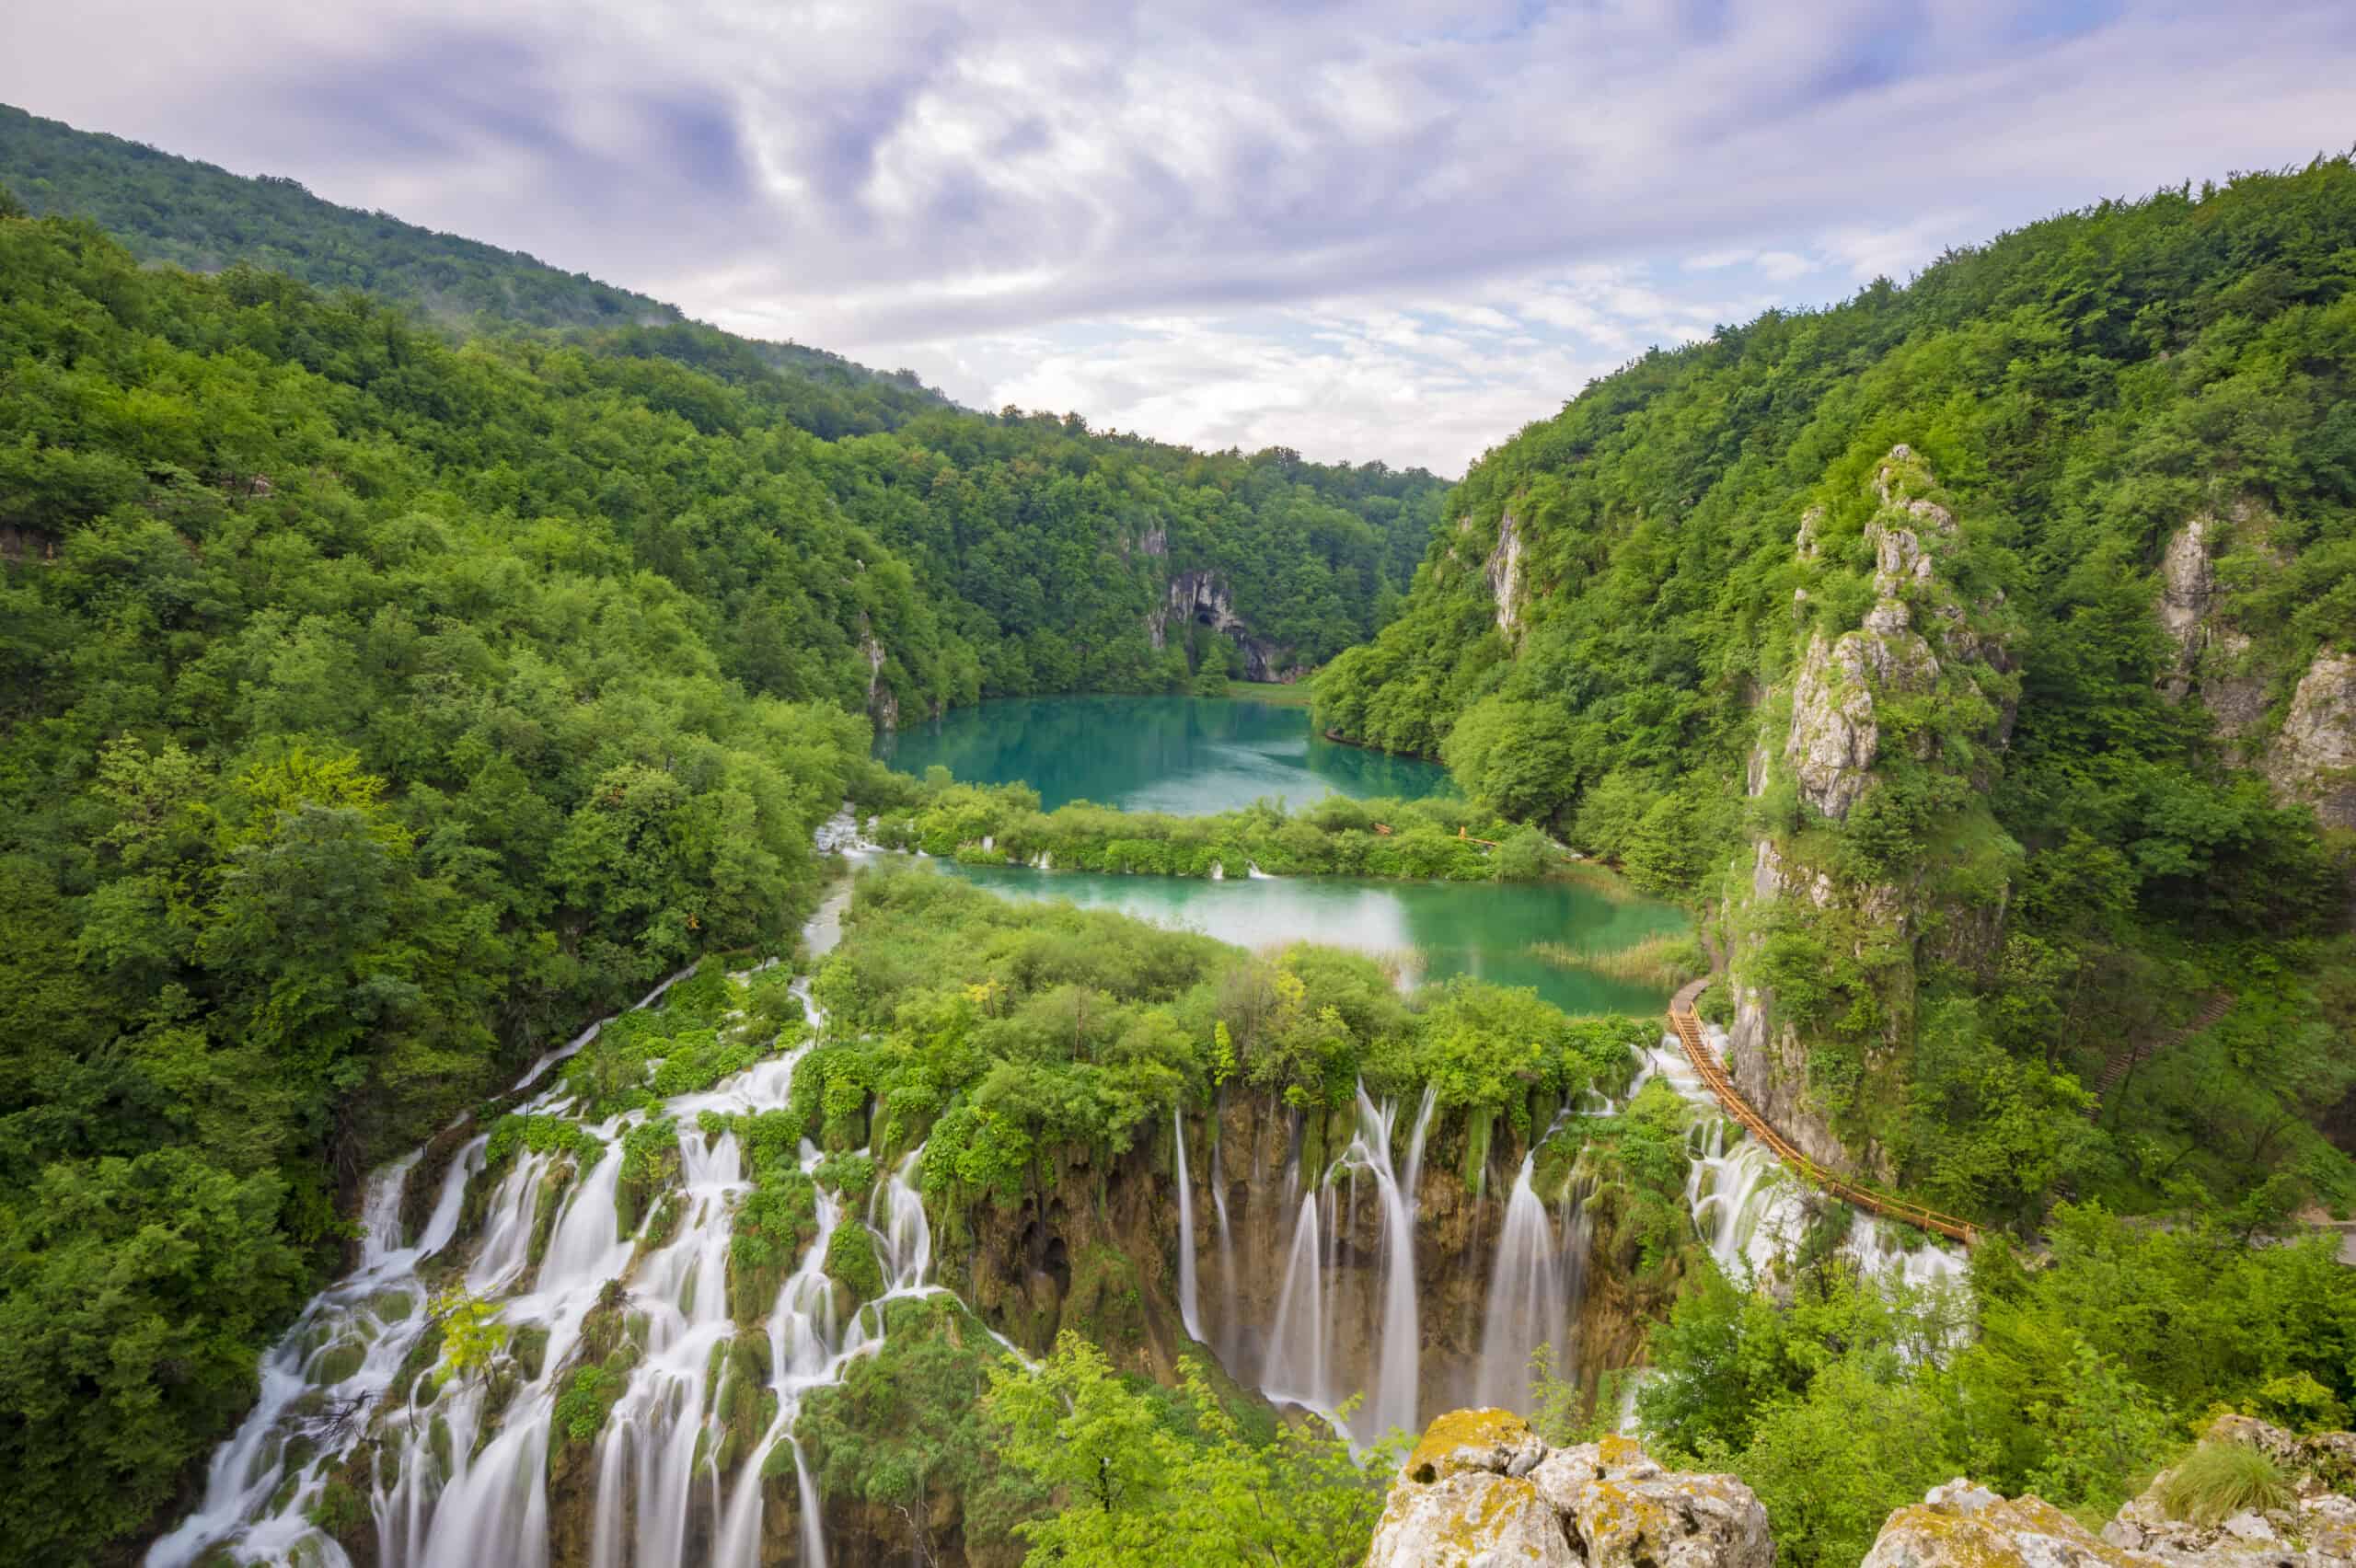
[932,861,1685,1015]
[875,695,1451,813]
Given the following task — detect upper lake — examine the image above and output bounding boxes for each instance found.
[873,693,1453,813]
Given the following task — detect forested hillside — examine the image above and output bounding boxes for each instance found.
[0,103,1449,675]
[1319,157,2356,1226]
[0,175,1443,1557]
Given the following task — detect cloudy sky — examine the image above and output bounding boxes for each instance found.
[4,2,2352,473]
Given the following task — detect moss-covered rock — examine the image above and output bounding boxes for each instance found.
[826,1218,885,1308]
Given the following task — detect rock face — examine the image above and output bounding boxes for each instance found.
[2105,1415,2356,1566]
[1864,1479,2145,1568]
[1367,1412,1773,1568]
[1780,446,1994,822]
[2269,651,2356,832]
[2154,508,2269,735]
[1859,1418,2356,1568]
[1486,511,1527,640]
[859,628,899,731]
[1147,568,1305,681]
[1724,446,2023,1178]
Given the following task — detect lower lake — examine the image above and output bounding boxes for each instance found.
[873,694,1686,1015]
[929,860,1687,1016]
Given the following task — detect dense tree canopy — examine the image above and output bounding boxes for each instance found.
[0,182,1442,1561]
[1317,156,2356,1224]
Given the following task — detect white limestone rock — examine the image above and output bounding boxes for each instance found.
[2267,650,2356,830]
[1367,1413,1772,1568]
[1865,1478,2147,1568]
[1486,510,1527,640]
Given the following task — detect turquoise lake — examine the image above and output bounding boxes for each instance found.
[872,694,1685,1016]
[873,693,1453,813]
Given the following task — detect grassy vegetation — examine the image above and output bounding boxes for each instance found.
[1225,678,1319,708]
[2158,1440,2292,1527]
[1529,931,1705,990]
[869,778,1565,882]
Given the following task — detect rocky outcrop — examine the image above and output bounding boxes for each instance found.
[1864,1479,2145,1568]
[1486,511,1527,640]
[1375,1415,2356,1568]
[859,626,900,731]
[1367,1412,1773,1568]
[2106,1415,2356,1566]
[1860,1417,2356,1568]
[1784,622,1930,820]
[1725,446,2024,1178]
[2268,651,2356,831]
[1781,446,2001,822]
[2155,511,2269,733]
[1147,569,1305,681]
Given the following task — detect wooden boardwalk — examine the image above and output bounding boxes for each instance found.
[2088,992,2234,1123]
[1668,978,1979,1246]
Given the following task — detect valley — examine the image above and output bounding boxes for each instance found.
[3,98,2355,1568]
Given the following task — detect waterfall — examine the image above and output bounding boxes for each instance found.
[1261,1190,1329,1415]
[1472,1155,1578,1412]
[146,1147,480,1568]
[1642,1023,1967,1286]
[1255,1081,1434,1446]
[1360,1083,1435,1440]
[1172,1108,1203,1342]
[1207,1098,1237,1364]
[147,843,972,1568]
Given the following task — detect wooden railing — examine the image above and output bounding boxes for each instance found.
[1667,978,1979,1246]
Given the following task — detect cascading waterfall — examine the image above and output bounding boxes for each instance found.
[1471,1155,1587,1412]
[1207,1097,1238,1365]
[1643,1022,1967,1287]
[1172,1108,1204,1341]
[146,1147,480,1568]
[149,824,975,1568]
[1257,1082,1435,1445]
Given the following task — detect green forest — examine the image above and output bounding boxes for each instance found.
[1320,156,2356,1228]
[0,159,1449,1557]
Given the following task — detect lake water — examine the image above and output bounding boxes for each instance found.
[874,695,1686,1016]
[931,861,1685,1016]
[874,694,1452,813]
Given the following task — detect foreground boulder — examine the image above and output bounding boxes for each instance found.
[2104,1415,2356,1566]
[1863,1479,2146,1568]
[1367,1409,1773,1568]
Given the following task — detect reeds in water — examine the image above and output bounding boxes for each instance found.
[1528,931,1703,989]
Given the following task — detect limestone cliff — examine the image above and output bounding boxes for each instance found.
[2270,651,2356,833]
[1485,510,1527,641]
[2153,503,2356,832]
[1719,446,2021,1182]
[1146,566,1309,682]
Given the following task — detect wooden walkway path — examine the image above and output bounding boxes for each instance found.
[2088,992,2234,1123]
[1668,978,1979,1246]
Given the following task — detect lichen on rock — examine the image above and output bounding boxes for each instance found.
[1369,1410,1772,1568]
[1863,1478,2145,1568]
